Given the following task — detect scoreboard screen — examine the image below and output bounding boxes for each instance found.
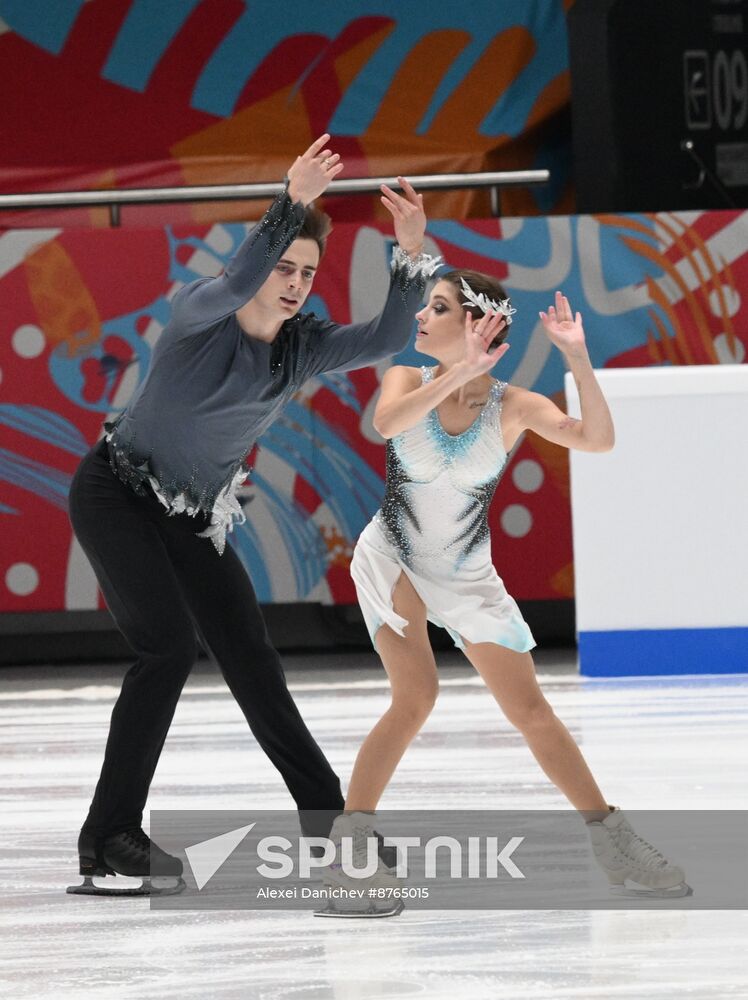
[569,0,748,211]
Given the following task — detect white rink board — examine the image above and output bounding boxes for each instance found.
[565,364,748,633]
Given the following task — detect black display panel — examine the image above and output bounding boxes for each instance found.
[568,0,748,211]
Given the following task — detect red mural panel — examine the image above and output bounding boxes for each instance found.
[0,1,574,228]
[2,208,746,612]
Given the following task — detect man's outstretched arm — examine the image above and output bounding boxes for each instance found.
[169,134,343,338]
[306,245,442,375]
[306,178,441,375]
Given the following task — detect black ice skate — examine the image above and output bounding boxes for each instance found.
[67,827,186,897]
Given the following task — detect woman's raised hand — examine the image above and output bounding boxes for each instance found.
[539,291,586,356]
[380,176,427,257]
[286,134,344,206]
[462,310,510,376]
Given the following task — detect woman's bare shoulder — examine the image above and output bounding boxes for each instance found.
[381,364,424,388]
[501,383,538,409]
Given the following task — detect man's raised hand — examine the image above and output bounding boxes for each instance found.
[380,176,427,257]
[287,134,344,206]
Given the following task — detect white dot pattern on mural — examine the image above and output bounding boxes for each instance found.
[512,459,544,493]
[6,563,39,596]
[708,285,741,319]
[12,325,46,359]
[501,504,532,538]
[713,333,745,364]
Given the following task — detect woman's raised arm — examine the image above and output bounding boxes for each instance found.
[516,292,615,453]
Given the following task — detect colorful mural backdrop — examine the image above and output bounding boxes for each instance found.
[1,209,746,613]
[0,0,574,228]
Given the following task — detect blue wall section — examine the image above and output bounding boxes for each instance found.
[579,629,748,677]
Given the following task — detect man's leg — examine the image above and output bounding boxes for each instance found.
[69,445,198,837]
[160,523,344,824]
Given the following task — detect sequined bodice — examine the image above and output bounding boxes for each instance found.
[374,366,508,569]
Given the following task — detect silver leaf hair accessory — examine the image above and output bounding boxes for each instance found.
[459,276,517,325]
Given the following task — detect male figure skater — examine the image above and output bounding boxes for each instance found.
[67,134,439,895]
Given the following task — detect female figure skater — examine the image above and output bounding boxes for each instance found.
[67,137,439,895]
[322,270,689,915]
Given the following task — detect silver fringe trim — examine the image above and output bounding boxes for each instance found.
[390,245,443,281]
[193,467,248,555]
[104,428,246,556]
[145,466,247,555]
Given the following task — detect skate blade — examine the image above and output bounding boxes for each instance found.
[314,900,405,919]
[609,881,693,899]
[66,875,186,897]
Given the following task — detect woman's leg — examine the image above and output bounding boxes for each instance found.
[345,572,439,811]
[462,641,608,817]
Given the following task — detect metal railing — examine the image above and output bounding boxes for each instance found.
[0,170,550,226]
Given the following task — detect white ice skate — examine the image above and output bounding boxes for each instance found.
[587,807,692,898]
[314,812,403,918]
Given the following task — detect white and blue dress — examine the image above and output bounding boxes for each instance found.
[351,366,536,653]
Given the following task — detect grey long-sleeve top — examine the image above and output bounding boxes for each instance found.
[104,185,442,553]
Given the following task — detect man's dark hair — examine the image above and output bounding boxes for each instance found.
[299,205,333,258]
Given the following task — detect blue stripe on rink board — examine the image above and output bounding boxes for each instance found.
[578,628,748,677]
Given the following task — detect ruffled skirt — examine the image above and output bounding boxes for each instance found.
[350,519,536,654]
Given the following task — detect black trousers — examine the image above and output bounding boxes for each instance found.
[68,441,344,838]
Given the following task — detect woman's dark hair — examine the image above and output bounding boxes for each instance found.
[298,204,333,258]
[439,268,512,348]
